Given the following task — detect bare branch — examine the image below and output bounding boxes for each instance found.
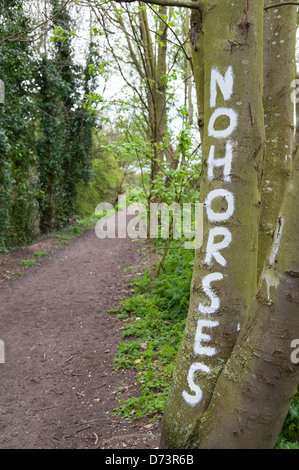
[148,4,192,65]
[112,0,200,9]
[0,0,72,44]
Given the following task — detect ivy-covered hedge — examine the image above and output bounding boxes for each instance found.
[0,0,100,252]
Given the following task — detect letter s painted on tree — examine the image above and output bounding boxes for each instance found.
[290,339,299,364]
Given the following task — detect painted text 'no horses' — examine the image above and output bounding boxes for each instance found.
[183,66,236,407]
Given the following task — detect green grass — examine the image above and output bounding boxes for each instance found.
[111,242,193,422]
[52,226,83,241]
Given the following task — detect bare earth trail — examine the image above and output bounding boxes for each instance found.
[0,218,161,449]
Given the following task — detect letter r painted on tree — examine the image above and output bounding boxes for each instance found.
[0,340,5,364]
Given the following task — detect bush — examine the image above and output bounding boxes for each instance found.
[111,241,299,446]
[111,241,192,421]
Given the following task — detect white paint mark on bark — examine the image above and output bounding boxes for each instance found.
[262,216,284,301]
[263,269,280,301]
[198,272,224,315]
[208,107,238,139]
[207,140,233,183]
[205,226,232,267]
[269,216,284,266]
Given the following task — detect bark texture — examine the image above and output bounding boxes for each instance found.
[197,151,299,449]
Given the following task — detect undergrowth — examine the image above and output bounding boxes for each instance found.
[111,242,193,422]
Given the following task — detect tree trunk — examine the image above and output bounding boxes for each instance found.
[184,9,194,127]
[161,0,264,448]
[156,5,168,162]
[197,149,299,449]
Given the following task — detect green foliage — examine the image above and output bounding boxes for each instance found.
[34,251,49,258]
[20,259,36,268]
[50,26,77,43]
[112,239,299,441]
[0,0,37,251]
[4,270,22,280]
[52,224,83,241]
[0,0,98,251]
[111,243,193,421]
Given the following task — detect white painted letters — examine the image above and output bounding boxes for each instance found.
[198,272,223,315]
[194,319,219,356]
[182,362,210,407]
[207,140,233,183]
[183,64,238,407]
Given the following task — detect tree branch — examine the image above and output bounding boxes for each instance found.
[264,2,299,11]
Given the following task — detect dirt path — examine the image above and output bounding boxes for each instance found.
[0,218,161,449]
